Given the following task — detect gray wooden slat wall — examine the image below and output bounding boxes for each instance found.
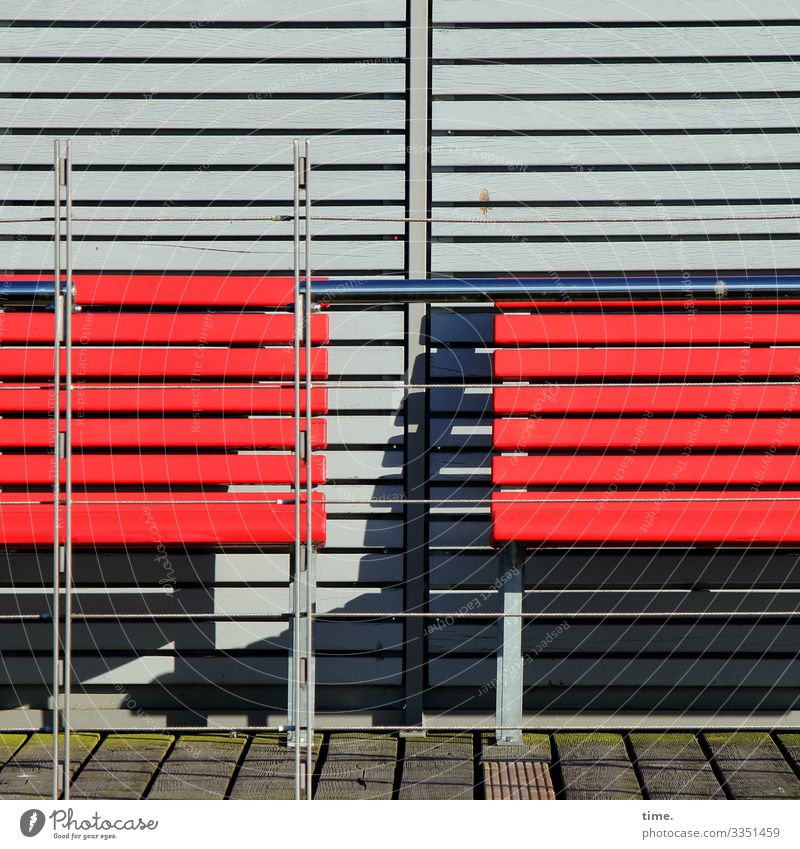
[0,1,409,728]
[427,2,800,716]
[2,1,800,728]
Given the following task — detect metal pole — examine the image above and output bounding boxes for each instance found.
[62,139,74,798]
[303,139,315,800]
[51,139,62,800]
[404,0,431,732]
[291,140,302,800]
[495,542,525,745]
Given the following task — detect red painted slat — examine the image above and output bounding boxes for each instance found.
[0,347,327,378]
[0,454,325,486]
[491,492,800,545]
[495,299,800,309]
[0,387,328,414]
[494,384,800,415]
[0,313,328,345]
[0,493,325,545]
[493,454,800,487]
[84,417,324,449]
[496,313,798,346]
[493,417,800,451]
[75,274,298,307]
[0,417,326,448]
[495,347,800,379]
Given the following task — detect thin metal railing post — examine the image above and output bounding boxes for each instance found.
[291,139,303,800]
[303,139,315,800]
[51,139,62,800]
[495,542,525,745]
[62,139,74,798]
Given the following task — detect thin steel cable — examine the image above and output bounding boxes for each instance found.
[7,211,800,225]
[1,610,796,620]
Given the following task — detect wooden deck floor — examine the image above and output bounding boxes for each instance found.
[1,730,799,800]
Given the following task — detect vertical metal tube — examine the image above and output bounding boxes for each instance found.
[292,139,302,801]
[62,140,74,799]
[51,139,62,800]
[303,139,314,800]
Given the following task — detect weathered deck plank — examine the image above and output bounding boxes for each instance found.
[555,733,642,800]
[0,734,28,767]
[146,734,246,800]
[629,733,724,800]
[704,733,800,799]
[228,733,320,800]
[398,734,473,800]
[71,734,173,800]
[0,733,99,799]
[315,733,397,800]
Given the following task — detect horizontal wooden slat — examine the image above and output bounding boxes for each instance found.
[0,620,402,653]
[0,135,407,166]
[496,312,800,346]
[430,621,800,656]
[433,26,800,59]
[2,62,405,93]
[435,99,800,131]
[6,0,408,21]
[0,387,328,414]
[493,417,800,451]
[434,0,797,22]
[432,169,800,203]
[430,656,800,689]
[494,454,800,487]
[496,347,800,379]
[0,346,327,378]
[494,383,800,415]
[0,493,325,546]
[2,241,404,274]
[432,135,800,167]
[0,454,325,486]
[2,170,404,201]
[0,313,328,345]
[434,62,800,94]
[433,205,800,238]
[0,655,401,687]
[492,491,800,545]
[3,28,406,58]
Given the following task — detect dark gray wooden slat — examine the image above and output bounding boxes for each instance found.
[228,733,321,800]
[704,733,800,799]
[71,734,173,800]
[315,733,397,799]
[146,734,246,800]
[629,733,724,800]
[397,734,474,799]
[0,733,100,799]
[555,733,642,800]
